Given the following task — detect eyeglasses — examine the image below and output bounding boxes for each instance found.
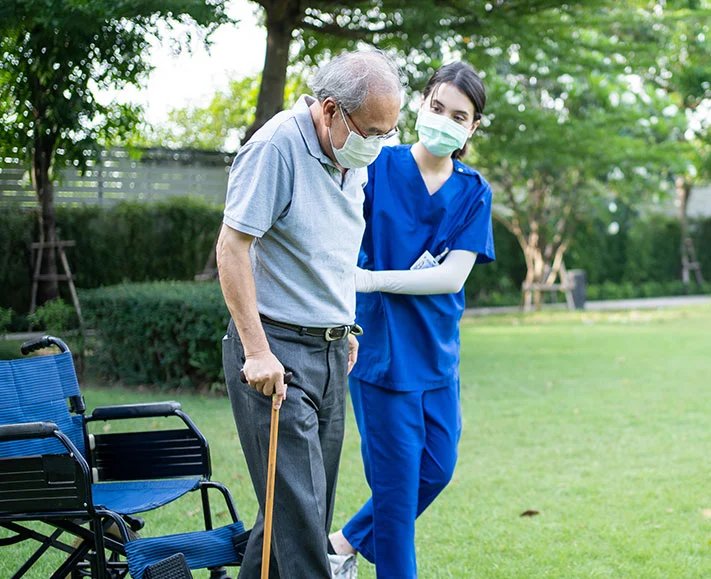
[340,105,399,142]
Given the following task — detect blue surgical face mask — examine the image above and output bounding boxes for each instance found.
[415,108,471,157]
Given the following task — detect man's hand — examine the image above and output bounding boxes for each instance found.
[347,333,359,374]
[242,350,288,409]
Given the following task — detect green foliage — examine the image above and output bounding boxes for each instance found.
[587,280,711,301]
[623,215,683,283]
[2,198,709,320]
[0,197,222,314]
[696,213,711,276]
[292,0,709,292]
[0,0,232,304]
[0,204,34,312]
[0,307,12,332]
[27,298,78,333]
[81,281,229,390]
[55,197,223,287]
[0,0,231,165]
[465,220,526,305]
[563,200,637,284]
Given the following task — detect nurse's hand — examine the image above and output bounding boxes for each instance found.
[347,334,359,374]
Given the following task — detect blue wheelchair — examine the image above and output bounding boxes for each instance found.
[0,336,250,578]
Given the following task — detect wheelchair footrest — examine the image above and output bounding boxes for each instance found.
[144,553,193,579]
[125,521,246,579]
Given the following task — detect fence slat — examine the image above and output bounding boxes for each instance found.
[0,148,231,206]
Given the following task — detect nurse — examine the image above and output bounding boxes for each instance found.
[329,61,496,578]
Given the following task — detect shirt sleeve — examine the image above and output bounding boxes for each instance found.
[355,250,478,295]
[223,141,293,237]
[451,183,496,264]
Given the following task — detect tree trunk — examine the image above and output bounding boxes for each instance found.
[32,139,59,305]
[517,219,571,311]
[244,12,296,142]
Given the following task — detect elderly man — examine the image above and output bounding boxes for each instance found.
[217,49,401,579]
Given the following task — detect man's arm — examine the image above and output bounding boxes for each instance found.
[217,224,287,408]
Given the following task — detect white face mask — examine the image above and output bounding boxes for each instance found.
[415,108,471,157]
[328,107,383,169]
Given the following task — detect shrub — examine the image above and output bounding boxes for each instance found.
[27,298,78,333]
[3,199,710,318]
[0,307,12,333]
[586,280,711,301]
[0,204,35,313]
[81,281,229,390]
[623,215,682,283]
[1,198,222,314]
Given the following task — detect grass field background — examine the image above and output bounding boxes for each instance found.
[1,305,710,577]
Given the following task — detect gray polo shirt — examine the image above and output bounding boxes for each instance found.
[223,95,367,327]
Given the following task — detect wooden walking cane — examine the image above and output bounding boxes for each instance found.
[241,370,293,579]
[261,394,279,579]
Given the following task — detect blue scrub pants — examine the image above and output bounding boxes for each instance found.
[343,377,462,579]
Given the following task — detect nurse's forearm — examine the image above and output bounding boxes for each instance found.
[356,250,478,295]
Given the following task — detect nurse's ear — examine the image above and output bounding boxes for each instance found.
[468,119,480,138]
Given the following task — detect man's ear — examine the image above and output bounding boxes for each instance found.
[322,98,338,127]
[469,119,480,136]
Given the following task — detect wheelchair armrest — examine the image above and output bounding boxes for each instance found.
[0,421,58,442]
[89,402,182,421]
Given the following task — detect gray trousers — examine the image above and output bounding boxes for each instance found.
[223,318,348,579]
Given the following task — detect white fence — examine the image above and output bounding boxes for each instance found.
[0,148,232,206]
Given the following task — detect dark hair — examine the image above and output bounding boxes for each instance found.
[422,61,486,160]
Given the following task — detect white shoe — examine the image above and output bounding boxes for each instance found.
[329,553,358,578]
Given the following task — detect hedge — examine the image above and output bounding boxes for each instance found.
[586,280,711,301]
[2,198,711,317]
[0,197,222,314]
[80,281,229,390]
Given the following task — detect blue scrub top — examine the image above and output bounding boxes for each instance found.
[351,145,496,391]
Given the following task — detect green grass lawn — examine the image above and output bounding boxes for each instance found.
[2,305,711,578]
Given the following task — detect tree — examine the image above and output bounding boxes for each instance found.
[244,0,604,140]
[0,0,229,304]
[645,0,711,284]
[159,0,708,306]
[458,2,704,308]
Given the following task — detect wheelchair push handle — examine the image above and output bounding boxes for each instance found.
[21,335,69,355]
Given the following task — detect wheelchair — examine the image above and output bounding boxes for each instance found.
[0,336,250,578]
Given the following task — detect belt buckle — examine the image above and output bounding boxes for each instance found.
[324,326,347,341]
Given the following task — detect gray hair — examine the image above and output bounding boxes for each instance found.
[309,49,402,113]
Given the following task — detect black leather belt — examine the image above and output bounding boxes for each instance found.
[260,314,363,341]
